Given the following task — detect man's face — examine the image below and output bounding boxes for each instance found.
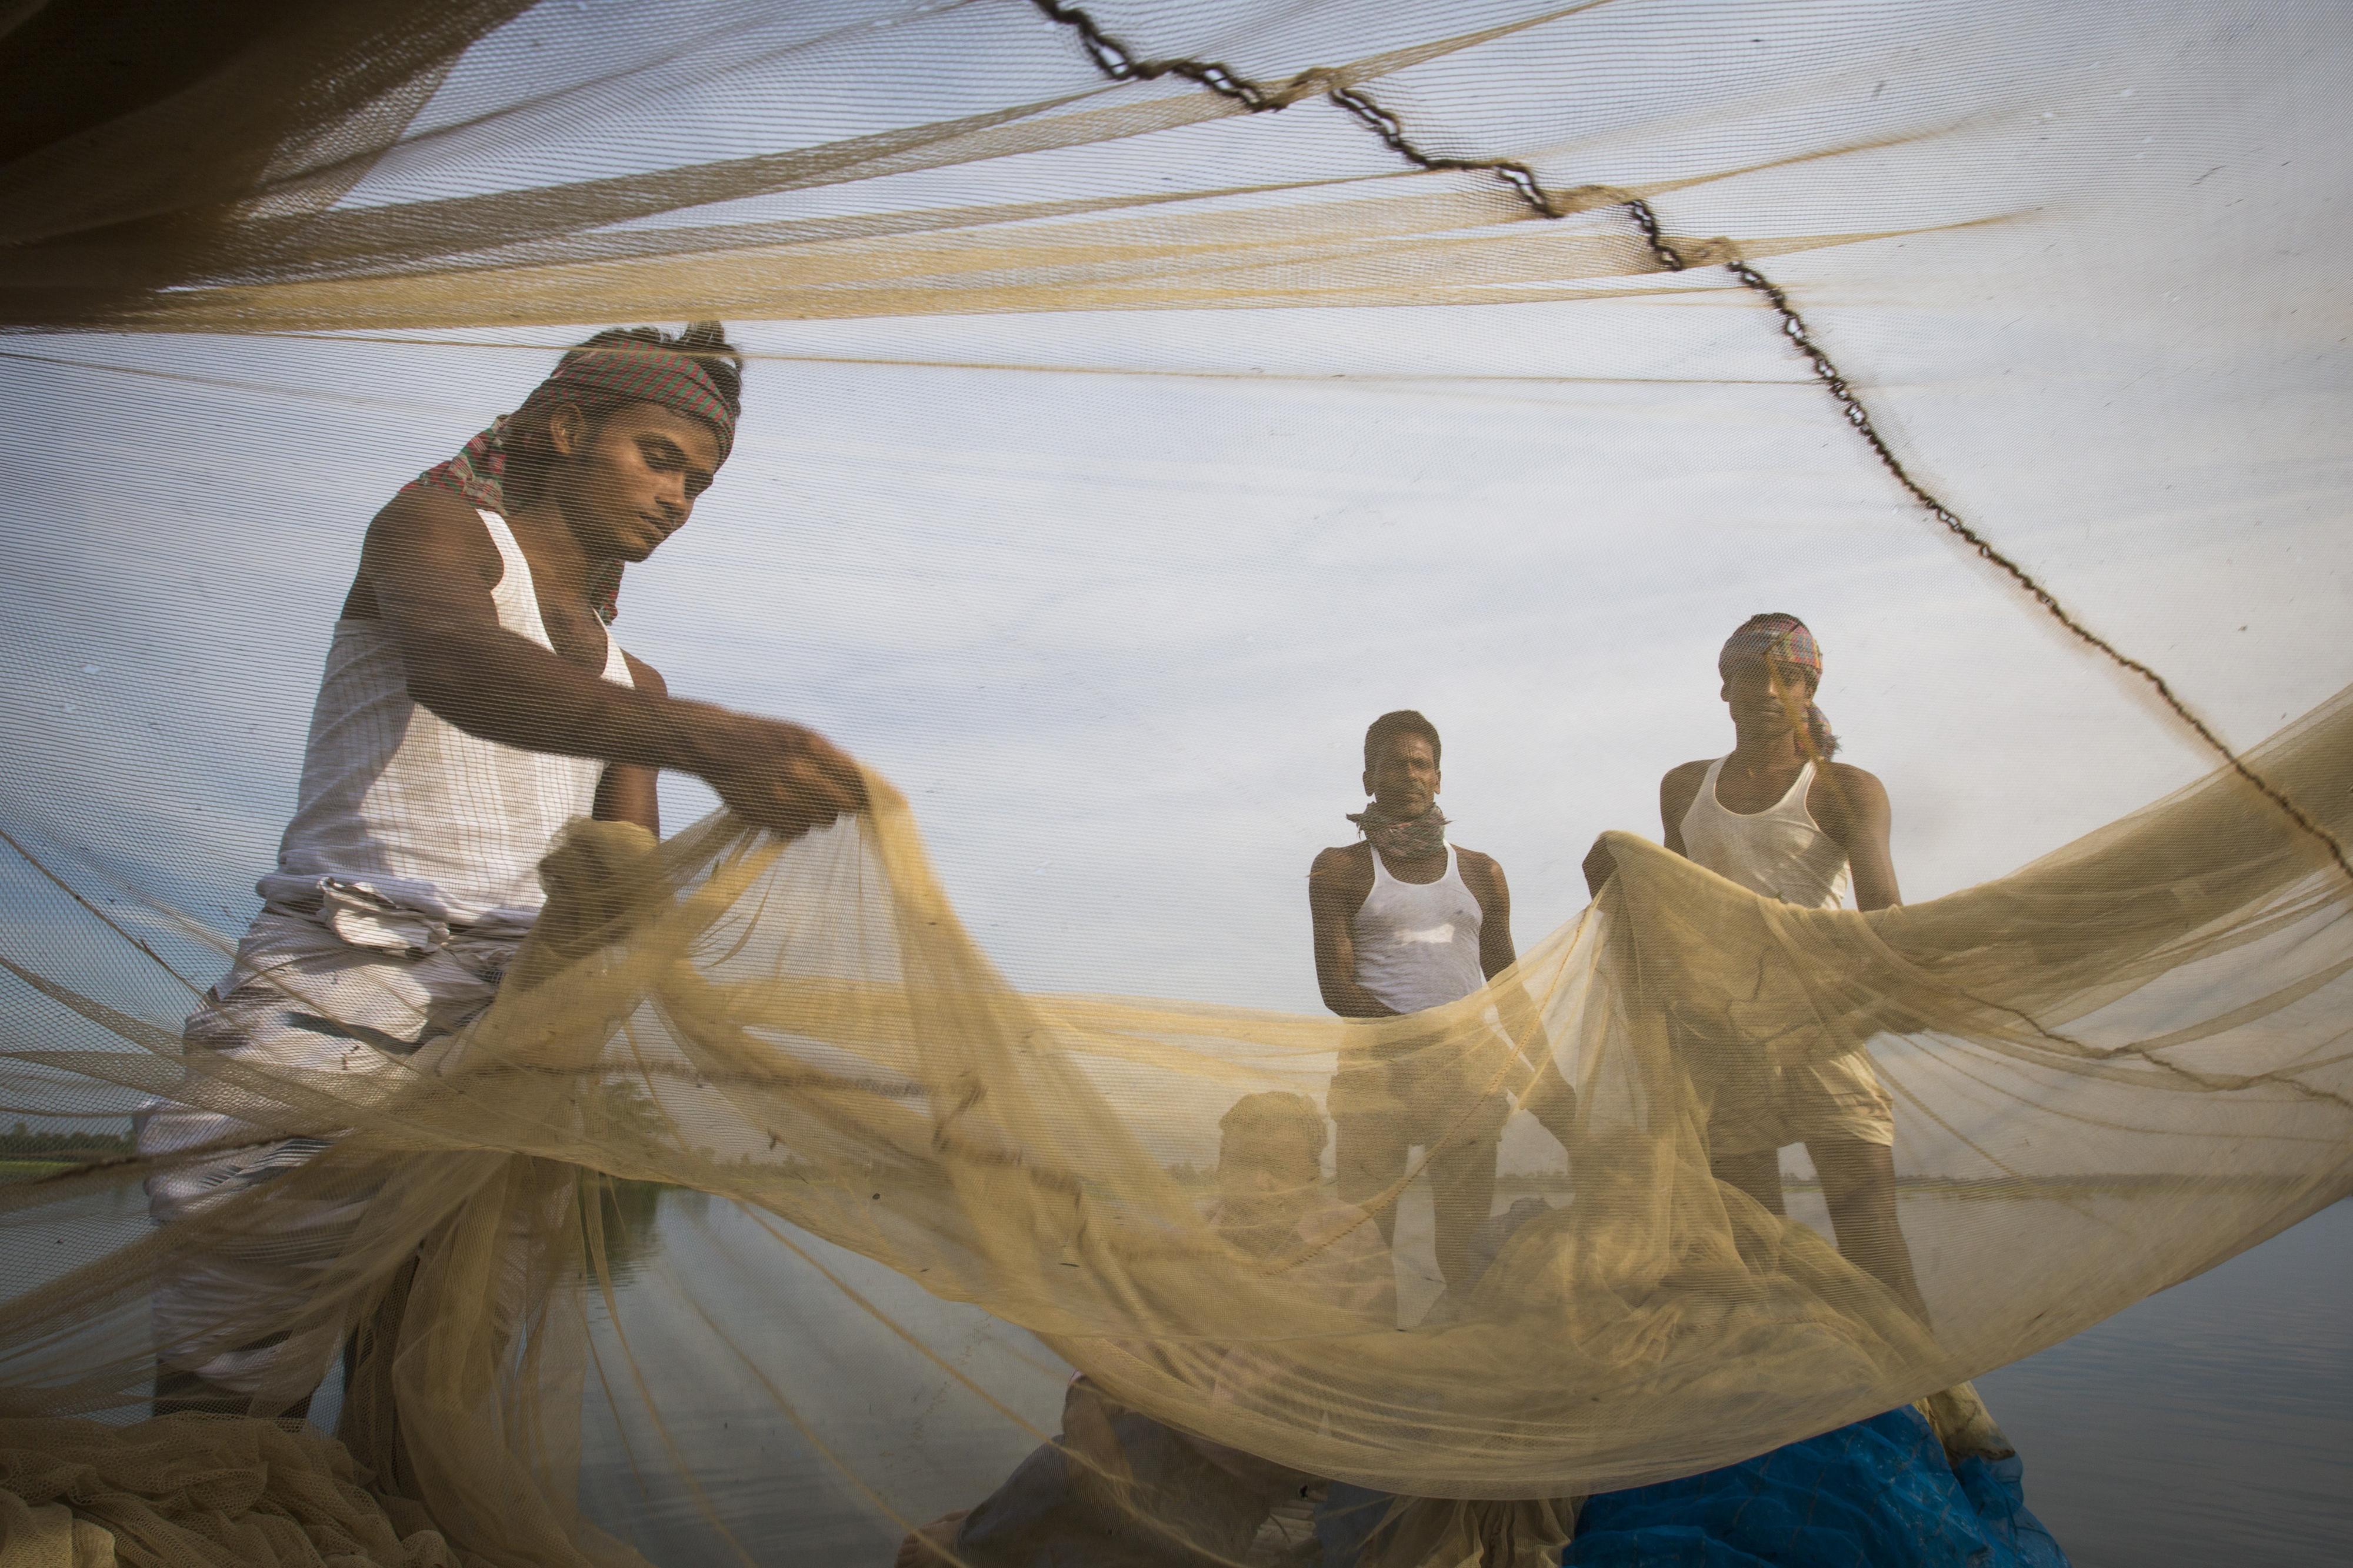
[1363,732,1440,819]
[1215,1130,1321,1230]
[1722,658,1815,740]
[550,401,724,563]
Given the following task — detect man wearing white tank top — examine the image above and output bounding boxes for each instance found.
[1652,613,1927,1321]
[138,325,866,1418]
[1310,710,1537,1296]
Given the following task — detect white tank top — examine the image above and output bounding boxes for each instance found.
[1678,757,1852,911]
[258,509,634,933]
[1350,845,1488,1014]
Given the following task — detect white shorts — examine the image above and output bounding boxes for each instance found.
[136,905,518,1394]
[1704,1048,1895,1160]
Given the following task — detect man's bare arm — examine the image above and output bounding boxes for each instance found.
[1457,850,1517,983]
[362,491,728,770]
[1461,850,1577,1152]
[590,653,667,834]
[1817,763,1901,912]
[1309,848,1397,1019]
[1659,760,1712,858]
[1581,761,1711,900]
[1462,853,1530,1044]
[359,491,862,837]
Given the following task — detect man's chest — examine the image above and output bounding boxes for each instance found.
[536,600,612,672]
[1712,761,1808,814]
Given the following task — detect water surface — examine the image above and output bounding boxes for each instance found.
[569,1193,2353,1565]
[1975,1197,2352,1568]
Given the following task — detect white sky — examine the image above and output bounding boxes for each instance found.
[2,0,2349,1019]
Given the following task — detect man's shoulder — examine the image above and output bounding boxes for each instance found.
[362,486,504,582]
[1662,757,1716,789]
[1821,758,1885,792]
[619,648,668,697]
[1309,842,1374,900]
[1452,844,1506,886]
[1811,759,1890,830]
[1660,758,1717,816]
[1311,841,1372,872]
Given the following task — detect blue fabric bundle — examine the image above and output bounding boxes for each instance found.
[1564,1406,2069,1568]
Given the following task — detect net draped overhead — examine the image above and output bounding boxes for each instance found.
[1,1,2349,1565]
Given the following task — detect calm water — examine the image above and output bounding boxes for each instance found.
[1974,1198,2353,1568]
[554,1193,2353,1566]
[44,1177,2339,1563]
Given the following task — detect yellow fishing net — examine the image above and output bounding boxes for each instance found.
[2,2,2349,1566]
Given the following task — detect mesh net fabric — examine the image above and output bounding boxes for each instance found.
[2,1,2351,1566]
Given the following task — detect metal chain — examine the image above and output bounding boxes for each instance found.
[1024,0,2352,884]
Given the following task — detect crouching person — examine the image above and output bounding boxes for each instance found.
[900,1093,1393,1567]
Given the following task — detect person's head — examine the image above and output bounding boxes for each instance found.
[499,322,745,563]
[1214,1092,1328,1227]
[1717,613,1838,758]
[1361,709,1442,819]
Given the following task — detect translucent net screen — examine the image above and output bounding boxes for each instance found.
[1,2,2349,1565]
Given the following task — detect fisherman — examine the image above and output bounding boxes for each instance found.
[1310,710,1529,1297]
[897,1092,1394,1568]
[1637,613,1926,1320]
[135,323,866,1416]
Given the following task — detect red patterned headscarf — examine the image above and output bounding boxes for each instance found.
[1719,612,1839,758]
[511,336,738,463]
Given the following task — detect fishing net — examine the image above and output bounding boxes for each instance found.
[2,1,2349,1564]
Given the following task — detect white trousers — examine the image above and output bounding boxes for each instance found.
[136,900,520,1395]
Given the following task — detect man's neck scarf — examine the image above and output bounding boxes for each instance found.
[402,343,738,626]
[1348,803,1450,861]
[1719,612,1839,758]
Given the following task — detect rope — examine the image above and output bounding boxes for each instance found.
[1024,0,2352,885]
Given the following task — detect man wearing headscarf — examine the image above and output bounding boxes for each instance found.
[1645,612,1924,1319]
[1573,614,2044,1563]
[136,323,866,1420]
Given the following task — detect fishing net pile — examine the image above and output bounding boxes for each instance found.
[2,1,2349,1564]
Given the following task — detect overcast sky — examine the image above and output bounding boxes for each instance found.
[3,0,2348,1023]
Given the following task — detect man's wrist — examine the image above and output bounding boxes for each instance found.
[644,695,731,779]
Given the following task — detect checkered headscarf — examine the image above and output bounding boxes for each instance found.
[515,338,737,462]
[1719,612,1838,758]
